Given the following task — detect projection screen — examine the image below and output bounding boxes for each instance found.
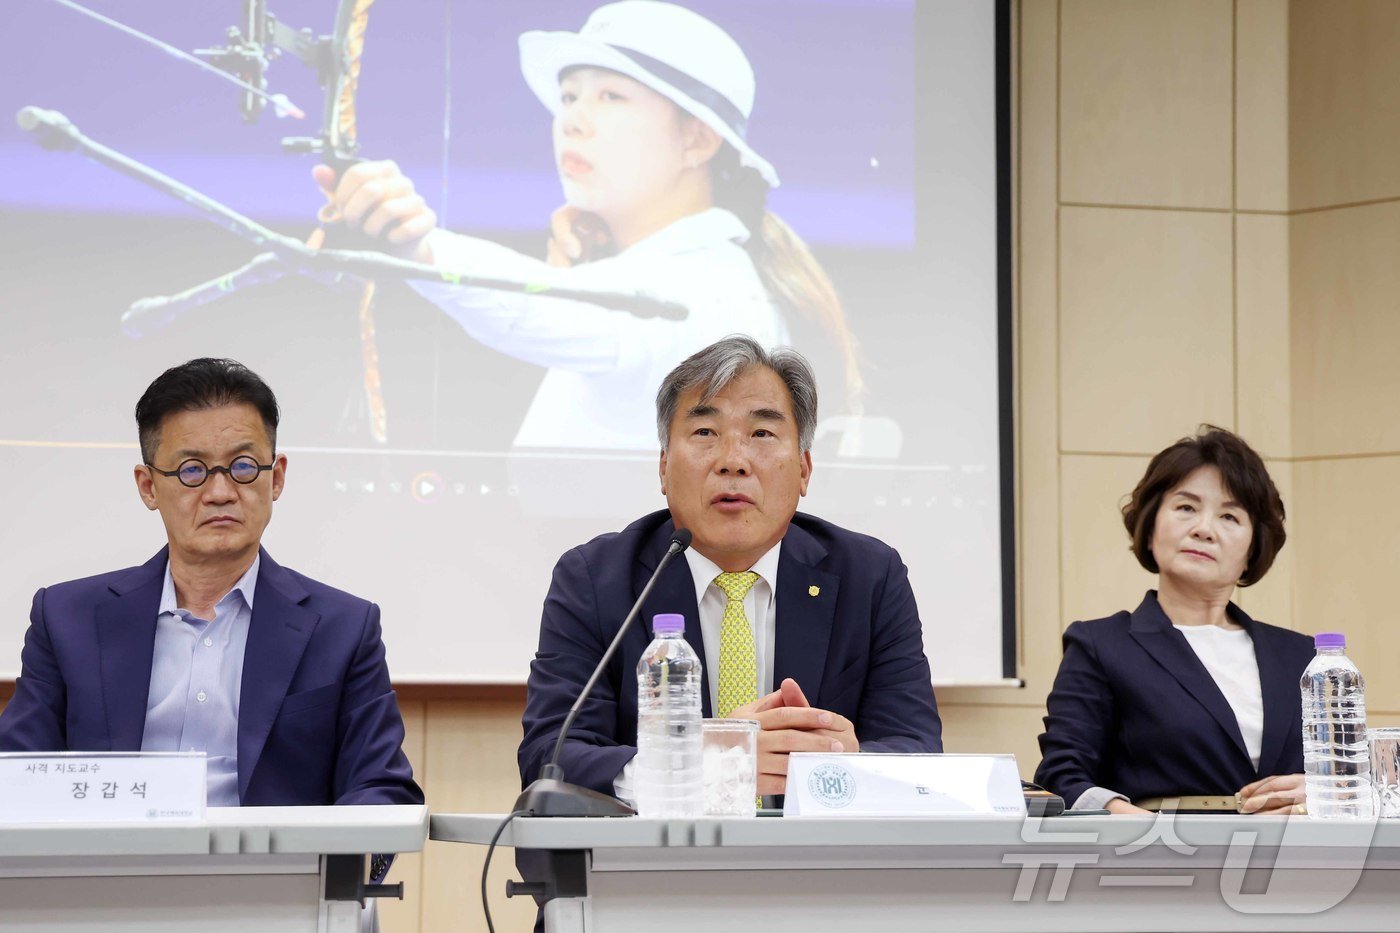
[0,0,1014,685]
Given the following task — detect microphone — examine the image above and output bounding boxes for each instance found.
[514,527,693,818]
[16,107,81,152]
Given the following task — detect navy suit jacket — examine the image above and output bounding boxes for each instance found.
[518,510,942,793]
[1034,590,1314,808]
[0,548,423,808]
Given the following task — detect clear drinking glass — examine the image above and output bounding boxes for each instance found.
[1368,727,1400,818]
[702,718,759,817]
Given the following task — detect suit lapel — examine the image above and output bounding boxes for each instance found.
[237,550,319,800]
[634,522,709,716]
[95,550,166,751]
[1129,592,1251,763]
[773,522,838,705]
[1250,618,1296,777]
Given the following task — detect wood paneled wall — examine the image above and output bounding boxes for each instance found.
[917,0,1400,872]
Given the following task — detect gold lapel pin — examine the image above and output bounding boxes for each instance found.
[808,585,820,597]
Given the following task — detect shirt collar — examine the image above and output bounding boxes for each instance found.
[159,553,261,616]
[620,208,751,258]
[684,540,783,609]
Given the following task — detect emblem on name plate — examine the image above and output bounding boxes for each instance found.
[808,763,856,808]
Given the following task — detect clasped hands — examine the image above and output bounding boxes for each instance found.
[729,677,859,797]
[1236,773,1306,814]
[1105,773,1306,816]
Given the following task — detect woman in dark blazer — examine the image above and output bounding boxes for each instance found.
[1035,426,1315,815]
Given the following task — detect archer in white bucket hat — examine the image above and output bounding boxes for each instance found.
[314,1,863,450]
[519,0,780,189]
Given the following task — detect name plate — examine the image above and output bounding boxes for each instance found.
[784,753,1025,817]
[0,752,207,823]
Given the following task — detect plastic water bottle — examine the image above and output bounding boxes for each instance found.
[634,613,703,818]
[1301,632,1376,819]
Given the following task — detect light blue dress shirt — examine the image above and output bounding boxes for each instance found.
[140,556,257,807]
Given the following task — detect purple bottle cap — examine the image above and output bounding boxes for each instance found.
[652,613,685,635]
[1314,632,1346,649]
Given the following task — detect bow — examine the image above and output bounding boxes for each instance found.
[308,0,390,444]
[21,0,689,433]
[221,0,389,443]
[169,0,391,442]
[322,0,374,169]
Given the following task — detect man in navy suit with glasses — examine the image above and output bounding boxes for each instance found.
[0,358,422,831]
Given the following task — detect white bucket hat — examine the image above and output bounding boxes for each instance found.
[519,1,780,189]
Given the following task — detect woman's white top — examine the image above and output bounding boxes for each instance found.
[411,207,786,450]
[1173,624,1264,770]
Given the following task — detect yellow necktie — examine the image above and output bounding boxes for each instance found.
[714,571,761,718]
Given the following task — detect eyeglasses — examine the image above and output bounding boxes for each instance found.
[145,455,274,488]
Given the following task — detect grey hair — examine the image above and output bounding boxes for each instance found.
[656,335,819,451]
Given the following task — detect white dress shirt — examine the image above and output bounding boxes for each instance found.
[1173,624,1264,770]
[1072,622,1264,811]
[614,542,782,803]
[411,208,787,450]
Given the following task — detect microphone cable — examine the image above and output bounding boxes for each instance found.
[481,809,528,933]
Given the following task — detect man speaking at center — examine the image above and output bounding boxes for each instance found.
[519,336,941,801]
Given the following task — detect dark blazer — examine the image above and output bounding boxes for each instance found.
[0,548,423,807]
[1034,590,1315,808]
[518,509,942,793]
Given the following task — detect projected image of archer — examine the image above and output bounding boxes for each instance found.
[315,1,862,451]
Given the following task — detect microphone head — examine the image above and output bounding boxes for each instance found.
[670,528,692,552]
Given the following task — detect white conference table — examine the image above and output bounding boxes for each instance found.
[0,804,427,932]
[432,811,1400,932]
